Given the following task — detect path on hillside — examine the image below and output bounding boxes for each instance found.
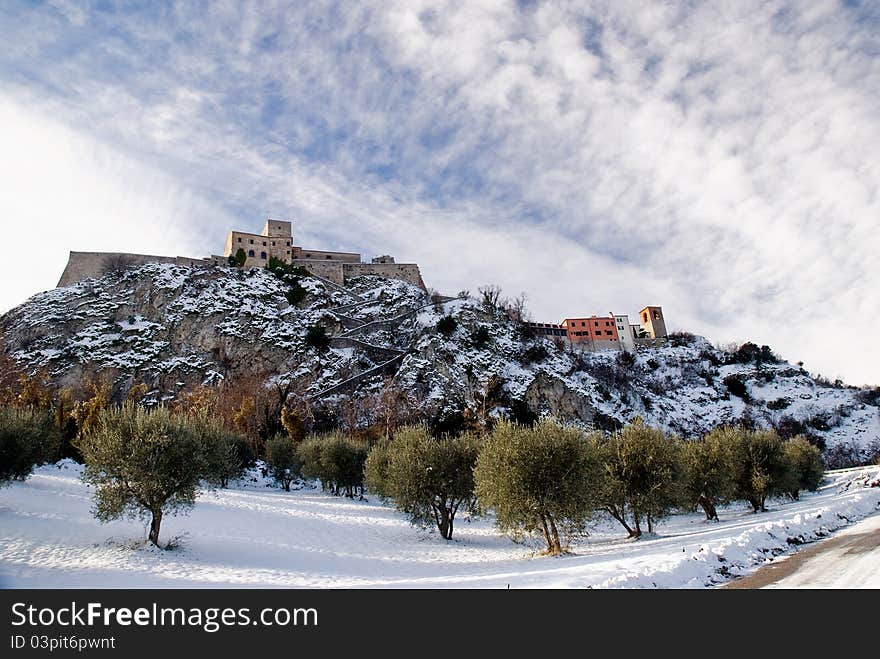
[722,512,880,588]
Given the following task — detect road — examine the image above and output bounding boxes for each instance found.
[723,512,880,588]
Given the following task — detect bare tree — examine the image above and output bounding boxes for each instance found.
[478,285,503,311]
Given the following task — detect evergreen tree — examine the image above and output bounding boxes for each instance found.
[596,418,680,537]
[474,420,599,555]
[80,404,213,547]
[265,434,302,491]
[364,427,480,540]
[0,406,60,485]
[680,428,738,520]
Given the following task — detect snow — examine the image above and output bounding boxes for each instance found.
[1,462,877,589]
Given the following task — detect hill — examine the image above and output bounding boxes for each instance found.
[1,262,878,465]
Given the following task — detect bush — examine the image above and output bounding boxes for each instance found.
[521,343,549,364]
[265,434,302,491]
[0,406,61,485]
[285,282,307,306]
[305,325,331,351]
[668,331,696,347]
[365,427,480,539]
[233,248,246,267]
[297,433,369,498]
[436,315,458,336]
[595,419,680,537]
[855,387,880,407]
[507,399,538,426]
[470,326,491,349]
[723,374,750,401]
[80,404,216,547]
[474,420,599,555]
[767,397,792,411]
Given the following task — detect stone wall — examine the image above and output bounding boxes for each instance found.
[290,259,346,285]
[57,252,215,287]
[344,263,426,289]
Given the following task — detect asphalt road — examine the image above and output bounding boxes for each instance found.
[723,511,880,588]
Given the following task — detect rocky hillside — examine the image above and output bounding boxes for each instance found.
[2,263,878,465]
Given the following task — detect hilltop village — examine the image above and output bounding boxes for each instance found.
[56,218,667,353]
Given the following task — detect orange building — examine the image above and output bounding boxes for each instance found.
[560,316,620,349]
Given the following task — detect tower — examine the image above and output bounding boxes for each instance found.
[639,306,667,339]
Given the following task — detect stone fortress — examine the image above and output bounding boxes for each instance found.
[58,218,426,290]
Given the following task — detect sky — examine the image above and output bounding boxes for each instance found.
[0,0,877,385]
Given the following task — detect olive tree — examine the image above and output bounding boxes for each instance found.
[782,435,824,499]
[474,420,599,555]
[298,432,369,498]
[265,434,302,491]
[596,418,680,537]
[680,428,738,520]
[0,406,60,485]
[364,426,480,540]
[731,428,790,512]
[80,404,216,547]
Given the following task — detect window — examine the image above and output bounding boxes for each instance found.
[248,249,254,257]
[580,322,586,327]
[262,241,266,246]
[326,255,332,259]
[237,237,242,243]
[594,321,599,327]
[286,241,291,246]
[654,311,661,320]
[249,239,254,244]
[643,312,648,323]
[286,250,291,255]
[272,241,275,246]
[605,330,613,336]
[260,252,267,259]
[305,254,311,258]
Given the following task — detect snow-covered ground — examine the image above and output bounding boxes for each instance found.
[1,462,878,589]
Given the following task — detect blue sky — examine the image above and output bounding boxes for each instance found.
[1,0,878,385]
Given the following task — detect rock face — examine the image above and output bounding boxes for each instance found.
[1,262,879,462]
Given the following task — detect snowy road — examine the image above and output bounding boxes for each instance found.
[724,512,880,588]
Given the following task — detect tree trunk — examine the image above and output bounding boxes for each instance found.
[606,507,635,537]
[631,514,642,539]
[547,514,562,555]
[646,513,654,534]
[698,495,718,521]
[539,515,554,553]
[148,509,163,547]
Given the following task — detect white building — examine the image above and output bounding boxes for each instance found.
[614,314,636,353]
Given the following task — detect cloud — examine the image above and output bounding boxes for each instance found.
[0,0,877,384]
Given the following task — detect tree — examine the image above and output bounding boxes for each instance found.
[365,427,480,540]
[199,416,251,488]
[730,428,790,512]
[782,435,824,499]
[0,406,60,485]
[596,419,680,537]
[234,248,247,267]
[80,404,213,547]
[297,433,369,498]
[474,420,599,555]
[680,428,737,521]
[265,434,302,491]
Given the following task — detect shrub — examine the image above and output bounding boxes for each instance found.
[723,374,750,401]
[521,343,549,364]
[595,419,681,537]
[305,325,331,351]
[265,434,302,491]
[436,315,458,336]
[668,331,696,347]
[767,397,792,411]
[365,427,480,539]
[0,406,60,485]
[507,399,538,427]
[285,282,307,306]
[80,404,215,547]
[474,420,599,555]
[234,248,247,267]
[470,326,491,349]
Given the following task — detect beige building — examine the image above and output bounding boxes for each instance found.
[639,306,667,339]
[224,220,360,269]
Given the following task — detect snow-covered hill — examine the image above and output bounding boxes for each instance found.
[1,262,878,463]
[0,460,877,588]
